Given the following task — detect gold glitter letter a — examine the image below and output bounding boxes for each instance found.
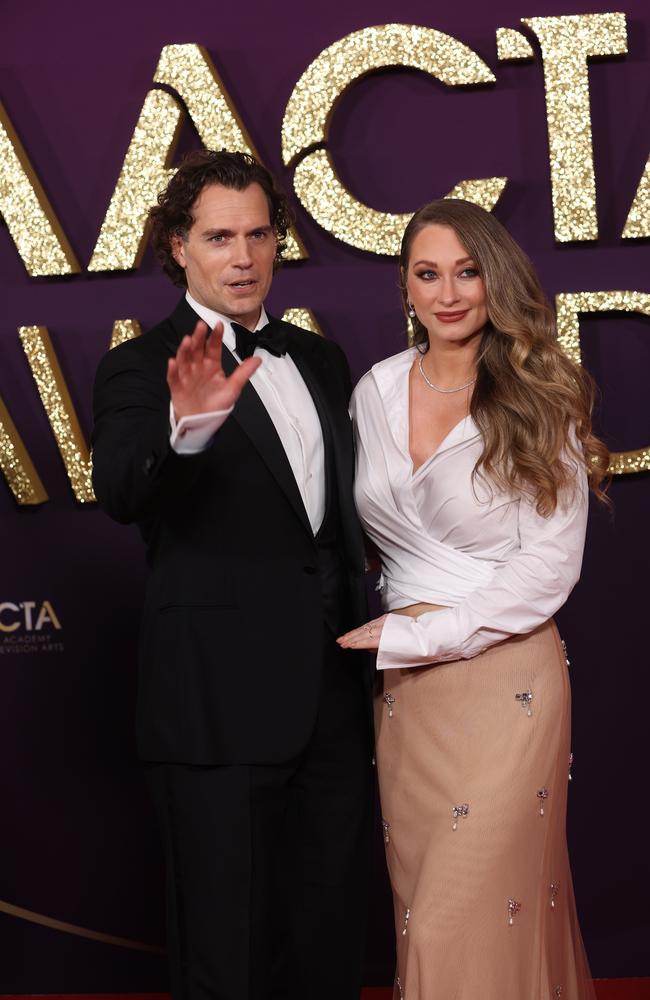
[18,326,95,502]
[282,24,506,256]
[522,14,628,243]
[153,44,306,261]
[88,90,184,272]
[0,397,48,505]
[0,102,80,277]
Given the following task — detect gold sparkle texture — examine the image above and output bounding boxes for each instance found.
[281,308,324,336]
[88,90,183,272]
[282,24,505,256]
[293,149,506,256]
[622,156,650,238]
[154,44,306,261]
[555,290,650,475]
[283,24,496,165]
[0,102,80,277]
[19,326,95,502]
[522,13,628,243]
[0,396,48,505]
[496,28,534,62]
[110,319,142,350]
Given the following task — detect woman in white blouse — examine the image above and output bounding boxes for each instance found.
[338,199,609,999]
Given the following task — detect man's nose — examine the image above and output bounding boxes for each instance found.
[232,237,253,268]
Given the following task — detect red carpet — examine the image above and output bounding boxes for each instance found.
[3,986,650,999]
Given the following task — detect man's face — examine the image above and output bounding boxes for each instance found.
[171,182,277,328]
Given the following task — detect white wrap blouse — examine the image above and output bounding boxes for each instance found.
[350,348,588,670]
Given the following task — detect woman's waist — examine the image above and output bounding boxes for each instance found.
[391,602,449,618]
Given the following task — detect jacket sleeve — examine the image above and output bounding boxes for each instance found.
[91,343,212,525]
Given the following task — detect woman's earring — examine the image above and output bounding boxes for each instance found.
[408,303,416,318]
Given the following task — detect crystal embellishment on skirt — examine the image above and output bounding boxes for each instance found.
[550,881,560,908]
[554,987,564,998]
[382,818,391,844]
[561,639,570,667]
[537,787,549,815]
[515,689,534,716]
[568,751,574,781]
[383,692,396,717]
[402,907,411,935]
[396,975,405,1000]
[507,898,522,925]
[452,803,470,830]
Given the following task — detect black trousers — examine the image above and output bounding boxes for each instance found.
[145,631,373,1000]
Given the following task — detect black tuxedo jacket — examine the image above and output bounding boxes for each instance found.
[92,297,369,765]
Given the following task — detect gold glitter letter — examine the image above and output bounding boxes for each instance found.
[496,28,534,62]
[19,326,95,502]
[110,319,142,350]
[88,90,184,272]
[555,290,650,474]
[154,44,306,261]
[281,308,323,336]
[282,24,506,256]
[622,156,650,238]
[0,397,48,505]
[522,14,628,242]
[0,102,80,277]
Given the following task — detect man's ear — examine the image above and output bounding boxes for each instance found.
[170,232,186,269]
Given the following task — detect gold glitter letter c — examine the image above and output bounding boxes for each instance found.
[282,24,506,256]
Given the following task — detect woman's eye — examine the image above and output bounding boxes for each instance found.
[460,267,479,278]
[416,270,436,280]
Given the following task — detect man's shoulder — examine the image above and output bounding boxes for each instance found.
[96,298,194,377]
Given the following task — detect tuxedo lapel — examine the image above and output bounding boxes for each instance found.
[220,344,313,536]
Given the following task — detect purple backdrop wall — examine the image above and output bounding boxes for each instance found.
[1,0,649,990]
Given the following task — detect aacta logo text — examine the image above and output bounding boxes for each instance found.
[0,601,62,633]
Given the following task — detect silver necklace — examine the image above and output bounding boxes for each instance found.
[418,355,476,394]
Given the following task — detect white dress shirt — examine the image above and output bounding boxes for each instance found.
[170,292,326,534]
[350,348,589,669]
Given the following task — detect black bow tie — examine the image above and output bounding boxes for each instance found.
[232,320,287,360]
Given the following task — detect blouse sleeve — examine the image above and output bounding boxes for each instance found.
[376,458,589,670]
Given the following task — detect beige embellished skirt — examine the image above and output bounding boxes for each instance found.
[375,620,595,1000]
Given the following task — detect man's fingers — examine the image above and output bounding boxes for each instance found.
[188,320,209,362]
[167,356,179,386]
[228,356,261,397]
[205,321,225,365]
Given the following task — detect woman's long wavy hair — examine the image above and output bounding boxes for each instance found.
[400,199,610,514]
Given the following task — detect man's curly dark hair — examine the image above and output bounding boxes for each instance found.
[149,150,292,287]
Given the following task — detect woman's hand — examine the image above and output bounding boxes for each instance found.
[337,615,387,651]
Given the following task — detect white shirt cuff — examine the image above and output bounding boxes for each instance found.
[376,608,461,670]
[169,402,234,454]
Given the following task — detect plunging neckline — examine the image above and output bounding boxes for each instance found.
[406,361,472,479]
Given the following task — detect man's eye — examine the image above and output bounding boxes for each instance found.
[251,231,266,240]
[209,234,226,243]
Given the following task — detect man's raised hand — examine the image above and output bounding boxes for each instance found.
[167,320,261,420]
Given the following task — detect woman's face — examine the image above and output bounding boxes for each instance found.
[404,223,488,347]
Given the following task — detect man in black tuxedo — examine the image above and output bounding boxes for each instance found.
[92,150,373,999]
